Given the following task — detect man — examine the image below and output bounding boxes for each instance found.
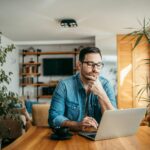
[48,47,117,131]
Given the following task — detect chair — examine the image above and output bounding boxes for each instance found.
[32,104,50,127]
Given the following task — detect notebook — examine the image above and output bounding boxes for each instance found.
[79,108,146,141]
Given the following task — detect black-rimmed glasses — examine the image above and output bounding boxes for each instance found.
[82,61,104,69]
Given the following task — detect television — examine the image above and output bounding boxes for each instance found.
[43,58,73,76]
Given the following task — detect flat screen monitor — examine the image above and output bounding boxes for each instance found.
[43,58,73,76]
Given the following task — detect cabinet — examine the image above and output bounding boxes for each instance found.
[20,49,79,101]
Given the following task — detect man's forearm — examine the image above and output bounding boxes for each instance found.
[98,92,115,113]
[61,120,80,131]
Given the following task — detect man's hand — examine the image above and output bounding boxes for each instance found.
[88,79,105,96]
[80,116,98,131]
[86,75,104,96]
[61,116,98,132]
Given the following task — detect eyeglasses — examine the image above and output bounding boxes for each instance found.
[82,61,104,69]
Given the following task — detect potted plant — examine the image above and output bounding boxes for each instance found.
[124,18,150,49]
[124,18,150,126]
[0,44,23,146]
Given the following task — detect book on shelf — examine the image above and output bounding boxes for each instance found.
[21,77,34,84]
[23,65,37,74]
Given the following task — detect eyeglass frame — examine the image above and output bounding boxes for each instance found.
[82,61,104,69]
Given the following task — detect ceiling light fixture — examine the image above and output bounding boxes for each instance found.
[60,19,78,28]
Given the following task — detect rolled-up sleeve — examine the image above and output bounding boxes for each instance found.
[48,81,69,127]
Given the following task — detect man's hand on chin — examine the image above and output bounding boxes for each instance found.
[87,78,105,97]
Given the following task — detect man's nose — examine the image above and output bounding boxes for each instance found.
[92,65,99,72]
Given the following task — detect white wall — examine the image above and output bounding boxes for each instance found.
[0,35,19,94]
[95,35,116,55]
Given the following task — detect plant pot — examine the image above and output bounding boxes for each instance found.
[0,117,22,140]
[0,138,2,150]
[146,103,150,126]
[140,104,150,126]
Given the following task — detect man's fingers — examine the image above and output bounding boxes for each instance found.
[82,122,92,127]
[90,117,98,127]
[88,117,98,128]
[83,117,98,129]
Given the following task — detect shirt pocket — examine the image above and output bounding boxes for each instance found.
[65,101,79,121]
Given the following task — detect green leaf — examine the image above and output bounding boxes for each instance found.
[123,18,150,51]
[136,87,146,102]
[132,34,143,50]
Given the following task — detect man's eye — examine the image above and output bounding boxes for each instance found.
[87,62,93,66]
[96,64,101,67]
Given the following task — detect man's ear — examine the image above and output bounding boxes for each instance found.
[76,61,82,71]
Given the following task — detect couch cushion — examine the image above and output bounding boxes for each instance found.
[32,104,50,127]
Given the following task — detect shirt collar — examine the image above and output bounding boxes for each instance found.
[75,73,85,90]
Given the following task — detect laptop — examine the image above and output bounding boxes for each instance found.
[79,107,146,141]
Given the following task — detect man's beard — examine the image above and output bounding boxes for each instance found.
[81,71,99,81]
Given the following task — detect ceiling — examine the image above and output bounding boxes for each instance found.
[0,0,150,42]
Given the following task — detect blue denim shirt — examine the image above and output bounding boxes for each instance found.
[48,73,117,127]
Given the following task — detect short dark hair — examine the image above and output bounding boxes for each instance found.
[79,47,102,62]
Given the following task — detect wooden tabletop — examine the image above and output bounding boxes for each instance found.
[3,126,150,150]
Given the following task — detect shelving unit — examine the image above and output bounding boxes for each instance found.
[22,51,78,55]
[20,49,79,101]
[21,73,41,76]
[37,95,52,99]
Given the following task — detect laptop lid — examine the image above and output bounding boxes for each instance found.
[79,108,146,141]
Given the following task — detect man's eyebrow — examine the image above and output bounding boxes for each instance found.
[84,61,102,63]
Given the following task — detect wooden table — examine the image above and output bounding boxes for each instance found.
[3,126,150,150]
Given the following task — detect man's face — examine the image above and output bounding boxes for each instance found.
[79,53,103,81]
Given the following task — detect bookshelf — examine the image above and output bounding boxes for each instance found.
[20,49,79,101]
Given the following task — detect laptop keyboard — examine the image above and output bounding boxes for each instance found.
[80,132,96,138]
[87,134,96,138]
